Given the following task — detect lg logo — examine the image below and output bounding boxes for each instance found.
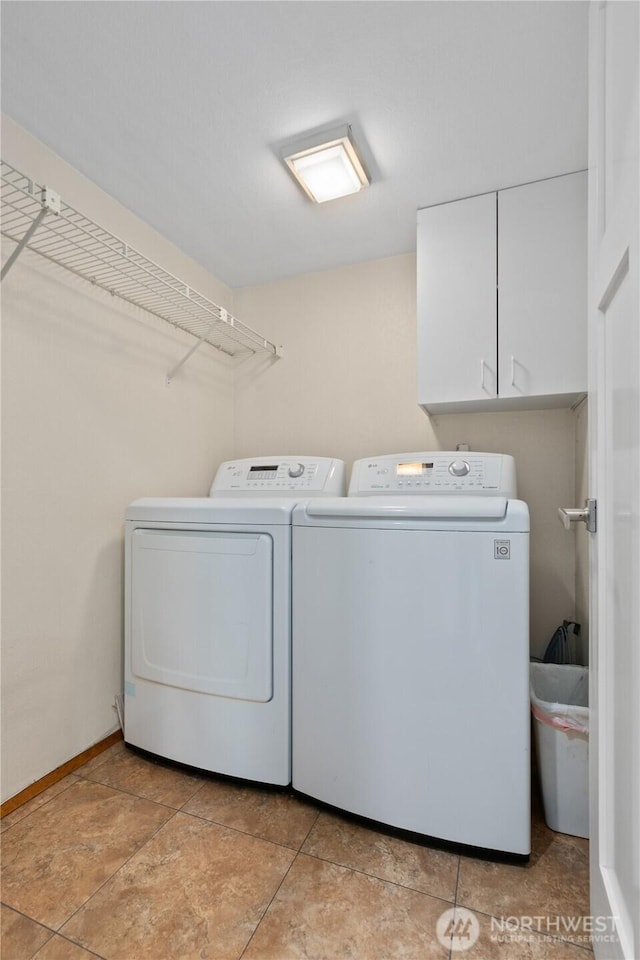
[494,540,511,560]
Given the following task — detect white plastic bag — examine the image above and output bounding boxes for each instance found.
[530,663,589,735]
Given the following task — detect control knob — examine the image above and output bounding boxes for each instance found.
[288,462,305,478]
[449,459,470,477]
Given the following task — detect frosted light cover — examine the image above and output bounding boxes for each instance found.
[292,144,363,203]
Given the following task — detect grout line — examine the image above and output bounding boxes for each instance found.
[235,849,459,960]
[48,792,313,959]
[0,901,56,935]
[165,797,460,911]
[75,764,110,781]
[74,744,124,780]
[55,765,317,854]
[292,850,457,908]
[297,806,321,851]
[0,777,80,833]
[53,808,179,938]
[450,857,462,960]
[237,851,301,960]
[176,806,317,854]
[78,774,200,814]
[177,777,208,811]
[39,931,109,960]
[181,800,459,905]
[453,854,461,904]
[0,903,107,960]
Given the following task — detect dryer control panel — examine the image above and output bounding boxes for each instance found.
[349,452,517,498]
[211,456,346,496]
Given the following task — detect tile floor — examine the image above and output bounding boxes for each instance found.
[1,741,592,960]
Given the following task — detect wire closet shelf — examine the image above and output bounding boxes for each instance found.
[0,160,279,375]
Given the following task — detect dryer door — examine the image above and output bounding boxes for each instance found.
[131,529,273,702]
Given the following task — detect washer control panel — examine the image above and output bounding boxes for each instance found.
[349,452,517,498]
[211,456,346,496]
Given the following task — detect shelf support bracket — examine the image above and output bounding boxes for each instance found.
[1,186,60,282]
[166,312,230,383]
[166,333,209,383]
[1,206,47,281]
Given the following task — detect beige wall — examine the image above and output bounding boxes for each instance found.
[1,118,236,802]
[235,255,581,659]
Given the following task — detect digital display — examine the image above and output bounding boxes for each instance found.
[396,462,434,476]
[249,464,278,472]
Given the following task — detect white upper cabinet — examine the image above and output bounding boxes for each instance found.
[417,171,587,414]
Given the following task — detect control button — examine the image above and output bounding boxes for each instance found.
[288,463,305,478]
[449,459,470,477]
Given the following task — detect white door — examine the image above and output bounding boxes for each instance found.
[588,3,639,957]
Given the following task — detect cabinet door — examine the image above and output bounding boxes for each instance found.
[498,172,587,399]
[417,193,497,407]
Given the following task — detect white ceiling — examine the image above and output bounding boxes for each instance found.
[1,1,588,289]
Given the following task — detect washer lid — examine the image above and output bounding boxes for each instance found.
[304,496,509,519]
[294,497,529,532]
[126,497,302,524]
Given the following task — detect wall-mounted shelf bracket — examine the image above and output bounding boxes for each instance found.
[1,185,60,281]
[166,314,226,383]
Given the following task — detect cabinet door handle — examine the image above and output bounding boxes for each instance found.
[480,359,491,394]
[511,355,516,387]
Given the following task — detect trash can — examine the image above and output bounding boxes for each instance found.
[530,663,589,838]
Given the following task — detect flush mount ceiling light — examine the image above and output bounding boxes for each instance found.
[282,125,370,203]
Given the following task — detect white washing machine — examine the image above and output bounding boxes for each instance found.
[124,455,345,785]
[292,451,530,855]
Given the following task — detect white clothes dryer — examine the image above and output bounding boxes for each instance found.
[124,456,345,785]
[292,452,530,855]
